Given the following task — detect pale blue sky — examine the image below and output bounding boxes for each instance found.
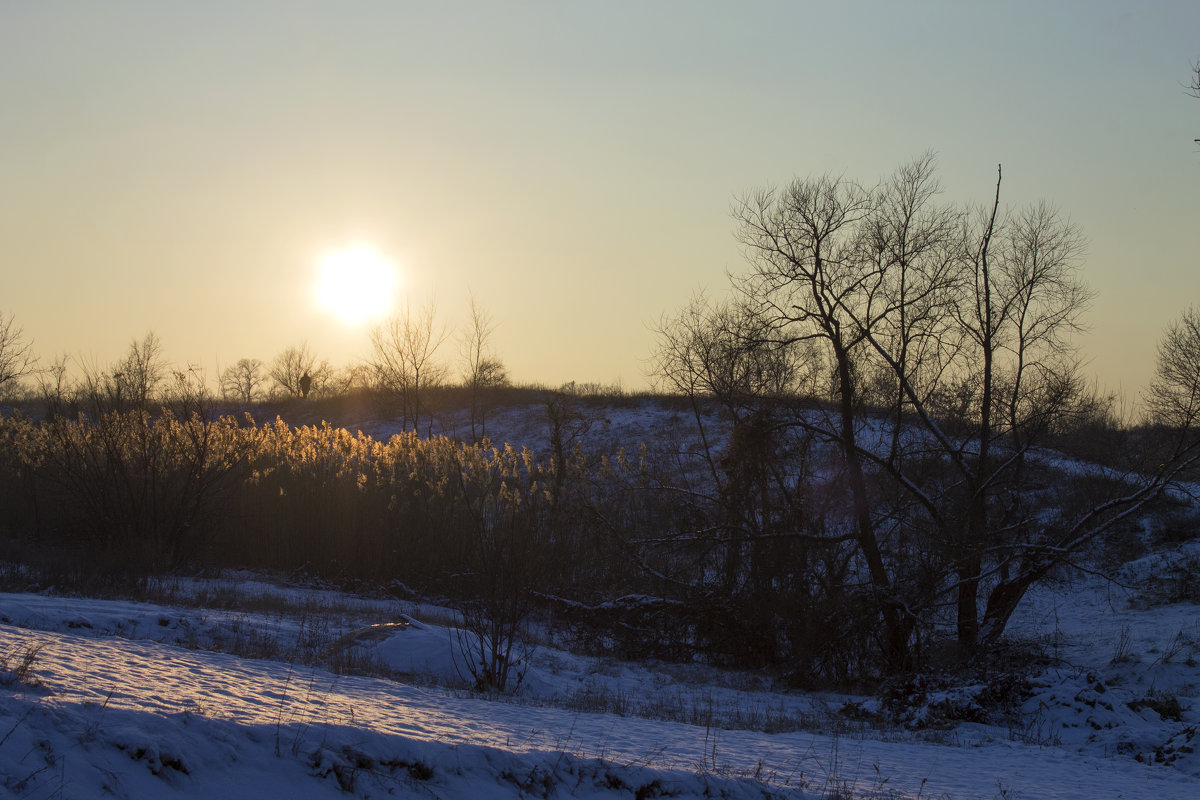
[2,1,1196,397]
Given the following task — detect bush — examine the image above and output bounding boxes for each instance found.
[1129,689,1186,722]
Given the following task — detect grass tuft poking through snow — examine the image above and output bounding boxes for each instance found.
[0,638,44,688]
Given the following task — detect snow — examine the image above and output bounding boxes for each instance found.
[2,400,1198,797]
[3,568,1200,798]
[346,399,714,463]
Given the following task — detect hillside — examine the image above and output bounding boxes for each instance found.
[1,397,1198,797]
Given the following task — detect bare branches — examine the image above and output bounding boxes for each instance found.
[269,342,331,400]
[1189,59,1199,144]
[653,155,1121,662]
[370,300,450,433]
[0,311,36,397]
[220,358,268,404]
[733,175,875,336]
[650,292,809,408]
[1145,307,1200,436]
[460,296,508,441]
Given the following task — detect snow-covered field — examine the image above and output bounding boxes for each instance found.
[2,553,1198,799]
[2,400,1198,798]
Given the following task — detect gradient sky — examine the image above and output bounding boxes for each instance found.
[2,1,1197,398]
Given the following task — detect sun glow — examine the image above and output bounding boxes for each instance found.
[314,244,400,325]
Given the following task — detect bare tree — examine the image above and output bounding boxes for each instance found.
[460,296,508,441]
[1145,307,1200,436]
[96,331,169,410]
[270,343,332,399]
[220,358,268,405]
[652,292,807,415]
[370,300,450,433]
[733,167,918,671]
[856,155,963,460]
[0,311,37,398]
[944,184,1093,649]
[163,364,211,414]
[650,293,840,665]
[35,354,74,417]
[658,155,1143,670]
[328,362,374,396]
[846,172,1096,652]
[66,332,170,412]
[820,163,1099,653]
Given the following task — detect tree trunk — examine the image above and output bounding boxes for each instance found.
[833,341,910,672]
[979,571,1040,647]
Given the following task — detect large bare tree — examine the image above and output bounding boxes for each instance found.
[937,179,1093,649]
[732,165,918,670]
[656,155,1171,671]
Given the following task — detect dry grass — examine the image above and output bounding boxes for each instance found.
[0,640,45,688]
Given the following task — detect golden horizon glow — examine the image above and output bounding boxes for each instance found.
[314,244,400,326]
[3,4,1197,393]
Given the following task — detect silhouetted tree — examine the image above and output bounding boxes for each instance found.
[77,332,168,411]
[163,364,211,415]
[35,354,74,418]
[733,162,935,670]
[0,311,36,398]
[270,343,332,399]
[1146,307,1200,437]
[544,382,593,499]
[220,358,267,404]
[938,178,1093,650]
[652,292,808,418]
[114,331,168,409]
[370,300,449,433]
[460,296,508,441]
[655,155,1169,672]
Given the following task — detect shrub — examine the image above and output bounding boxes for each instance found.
[1128,689,1186,722]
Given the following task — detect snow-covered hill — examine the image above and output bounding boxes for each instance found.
[2,399,1198,797]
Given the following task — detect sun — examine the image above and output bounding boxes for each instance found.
[314,244,399,325]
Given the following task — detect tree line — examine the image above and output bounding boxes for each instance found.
[0,293,511,441]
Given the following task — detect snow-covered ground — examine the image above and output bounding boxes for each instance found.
[348,398,704,462]
[2,399,1197,797]
[2,552,1199,799]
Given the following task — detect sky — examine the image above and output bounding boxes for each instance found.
[1,1,1197,398]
